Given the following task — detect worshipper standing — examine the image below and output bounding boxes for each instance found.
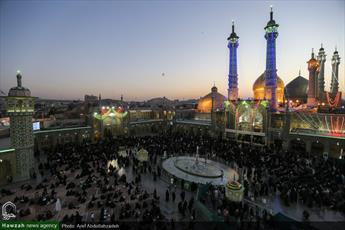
[165,189,170,202]
[188,197,194,213]
[182,200,187,217]
[55,198,62,212]
[90,212,95,222]
[172,191,176,202]
[180,190,185,201]
[153,171,157,181]
[178,201,182,214]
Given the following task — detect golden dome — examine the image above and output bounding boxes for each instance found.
[197,86,226,113]
[253,71,284,103]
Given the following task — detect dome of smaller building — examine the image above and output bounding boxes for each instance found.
[225,180,244,202]
[285,75,308,103]
[197,86,226,113]
[8,73,31,97]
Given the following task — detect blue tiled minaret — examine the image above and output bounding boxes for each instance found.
[264,6,279,110]
[227,21,239,101]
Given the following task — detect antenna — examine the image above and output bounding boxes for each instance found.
[270,5,273,20]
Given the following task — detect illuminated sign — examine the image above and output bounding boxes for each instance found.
[33,122,40,131]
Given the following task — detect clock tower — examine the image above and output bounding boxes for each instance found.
[5,71,35,180]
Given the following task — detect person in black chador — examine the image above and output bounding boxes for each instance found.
[165,189,169,202]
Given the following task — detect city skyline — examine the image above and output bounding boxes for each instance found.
[0,0,344,101]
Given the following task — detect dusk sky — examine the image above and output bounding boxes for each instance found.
[0,0,344,101]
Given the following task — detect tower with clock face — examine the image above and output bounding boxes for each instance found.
[307,49,319,106]
[5,71,35,180]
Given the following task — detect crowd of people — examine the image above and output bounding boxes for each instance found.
[1,131,344,227]
[201,137,345,216]
[0,138,167,224]
[116,132,345,218]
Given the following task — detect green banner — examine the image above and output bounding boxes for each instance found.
[0,221,59,230]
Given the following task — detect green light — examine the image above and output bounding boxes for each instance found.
[94,107,128,120]
[16,70,21,74]
[34,126,91,134]
[0,148,15,154]
[260,100,269,108]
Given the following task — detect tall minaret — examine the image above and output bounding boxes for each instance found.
[227,20,239,102]
[330,47,340,96]
[5,71,35,180]
[307,49,319,106]
[317,44,326,100]
[264,6,279,110]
